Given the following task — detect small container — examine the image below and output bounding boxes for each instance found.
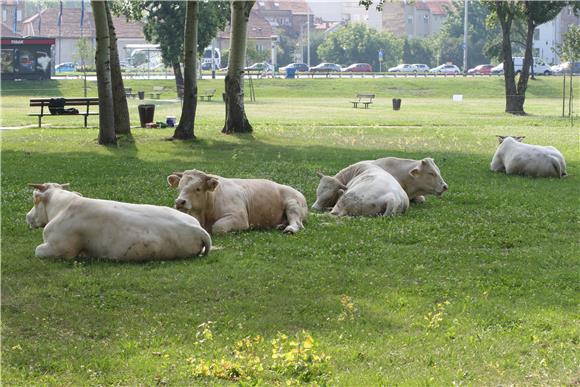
[166,116,177,127]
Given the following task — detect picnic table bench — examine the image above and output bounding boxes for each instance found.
[124,88,136,98]
[200,88,216,101]
[149,86,165,99]
[28,98,99,128]
[350,93,375,109]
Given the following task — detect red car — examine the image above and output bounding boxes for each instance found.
[467,64,494,75]
[342,63,373,72]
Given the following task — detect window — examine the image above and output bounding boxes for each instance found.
[533,29,540,40]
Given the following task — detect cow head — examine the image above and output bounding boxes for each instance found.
[26,183,70,228]
[167,170,219,214]
[409,158,448,196]
[496,135,525,144]
[311,172,347,211]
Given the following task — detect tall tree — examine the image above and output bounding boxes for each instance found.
[172,0,198,140]
[105,1,131,136]
[487,1,572,114]
[222,1,255,134]
[317,23,403,69]
[91,0,116,145]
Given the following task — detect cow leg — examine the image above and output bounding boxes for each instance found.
[283,198,306,234]
[410,195,425,204]
[212,215,249,234]
[35,242,78,260]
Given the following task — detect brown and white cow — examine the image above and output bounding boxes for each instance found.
[167,170,308,234]
[312,157,448,211]
[26,183,211,260]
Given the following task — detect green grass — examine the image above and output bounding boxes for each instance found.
[1,77,579,385]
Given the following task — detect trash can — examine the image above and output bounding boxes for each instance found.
[138,104,155,128]
[286,67,296,79]
[138,91,145,100]
[392,98,402,111]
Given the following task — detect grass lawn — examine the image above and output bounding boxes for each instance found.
[1,77,578,385]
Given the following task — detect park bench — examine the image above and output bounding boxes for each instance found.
[28,98,99,128]
[124,88,136,98]
[350,93,375,109]
[199,89,216,101]
[149,86,165,99]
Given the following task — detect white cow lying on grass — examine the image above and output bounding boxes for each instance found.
[490,136,567,178]
[26,183,211,260]
[167,170,308,234]
[312,157,448,211]
[317,163,409,217]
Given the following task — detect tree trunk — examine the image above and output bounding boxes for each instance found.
[91,0,116,145]
[497,3,525,115]
[513,3,536,114]
[173,1,198,140]
[105,1,131,135]
[173,62,184,98]
[222,1,254,134]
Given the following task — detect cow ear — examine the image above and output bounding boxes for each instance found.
[410,167,420,177]
[28,183,48,192]
[515,136,525,142]
[316,171,325,179]
[497,135,506,144]
[167,174,182,188]
[206,177,219,191]
[421,159,428,166]
[337,189,345,197]
[339,183,348,190]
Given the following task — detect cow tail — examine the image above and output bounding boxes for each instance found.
[200,229,212,256]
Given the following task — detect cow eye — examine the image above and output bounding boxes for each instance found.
[196,188,201,192]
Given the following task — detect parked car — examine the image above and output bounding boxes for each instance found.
[55,62,76,72]
[280,63,309,72]
[467,64,494,75]
[342,63,373,72]
[245,62,274,72]
[309,63,341,72]
[491,57,552,75]
[429,64,461,74]
[551,61,580,75]
[388,64,414,72]
[411,64,430,72]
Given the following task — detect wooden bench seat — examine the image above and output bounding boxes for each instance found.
[149,86,165,99]
[199,88,216,101]
[28,98,99,128]
[350,93,375,109]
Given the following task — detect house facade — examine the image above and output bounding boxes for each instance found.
[533,6,579,65]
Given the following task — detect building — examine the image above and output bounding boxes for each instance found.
[0,0,24,35]
[217,8,274,57]
[533,6,580,65]
[20,6,145,65]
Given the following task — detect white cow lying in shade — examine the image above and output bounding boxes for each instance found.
[26,183,211,261]
[491,136,567,178]
[312,157,448,211]
[317,163,409,217]
[167,170,308,234]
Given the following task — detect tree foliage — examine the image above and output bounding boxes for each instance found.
[402,38,435,66]
[555,25,580,62]
[317,23,402,69]
[115,1,229,66]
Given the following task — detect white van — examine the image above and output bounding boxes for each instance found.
[491,57,552,75]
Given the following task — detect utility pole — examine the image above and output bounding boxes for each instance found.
[462,0,468,74]
[307,10,310,67]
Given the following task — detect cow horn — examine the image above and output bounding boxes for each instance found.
[172,172,184,178]
[61,183,70,190]
[316,171,325,178]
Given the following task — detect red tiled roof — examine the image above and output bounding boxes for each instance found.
[1,22,21,37]
[415,0,453,16]
[21,7,144,38]
[219,9,274,40]
[256,0,311,15]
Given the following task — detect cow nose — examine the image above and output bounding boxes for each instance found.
[175,199,186,209]
[442,184,448,191]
